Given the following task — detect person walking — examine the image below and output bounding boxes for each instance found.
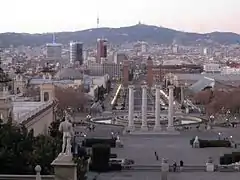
[180,160,184,171]
[173,162,177,172]
[154,151,159,161]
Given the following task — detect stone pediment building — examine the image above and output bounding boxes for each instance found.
[0,67,56,136]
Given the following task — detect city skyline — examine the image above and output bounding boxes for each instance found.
[1,0,240,34]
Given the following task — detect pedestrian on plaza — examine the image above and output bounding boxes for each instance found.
[173,162,177,172]
[154,151,159,161]
[180,160,184,171]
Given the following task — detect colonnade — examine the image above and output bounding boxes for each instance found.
[127,85,175,131]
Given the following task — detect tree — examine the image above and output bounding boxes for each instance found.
[0,119,62,175]
[97,86,105,101]
[32,134,61,174]
[0,120,35,174]
[194,88,240,116]
[106,80,111,93]
[55,86,87,115]
[91,144,110,172]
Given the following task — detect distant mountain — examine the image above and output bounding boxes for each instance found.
[0,24,240,47]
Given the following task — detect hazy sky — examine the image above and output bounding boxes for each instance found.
[1,0,240,33]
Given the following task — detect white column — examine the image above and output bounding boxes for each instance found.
[141,85,148,131]
[128,85,135,131]
[154,85,162,131]
[167,85,175,131]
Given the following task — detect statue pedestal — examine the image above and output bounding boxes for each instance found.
[206,163,214,172]
[141,125,148,132]
[51,154,77,180]
[167,126,175,132]
[116,139,123,148]
[126,125,135,132]
[153,125,162,132]
[161,160,169,180]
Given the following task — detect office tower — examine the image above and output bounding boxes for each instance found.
[96,39,107,63]
[46,43,62,61]
[46,33,62,61]
[70,42,83,65]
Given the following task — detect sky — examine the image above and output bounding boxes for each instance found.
[1,0,240,34]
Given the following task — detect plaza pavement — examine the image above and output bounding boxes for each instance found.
[88,171,239,180]
[111,131,235,165]
[76,124,240,165]
[77,124,240,180]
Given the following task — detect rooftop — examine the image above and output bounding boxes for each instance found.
[13,101,47,123]
[176,73,240,82]
[29,79,74,85]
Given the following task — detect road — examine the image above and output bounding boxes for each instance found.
[125,87,155,111]
[104,83,121,111]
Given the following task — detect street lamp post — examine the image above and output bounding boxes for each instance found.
[208,115,214,130]
[218,132,221,140]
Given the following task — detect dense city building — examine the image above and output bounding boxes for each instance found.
[96,39,107,63]
[70,41,83,65]
[46,43,62,61]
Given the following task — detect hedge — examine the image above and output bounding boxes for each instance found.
[82,138,116,147]
[91,144,110,172]
[220,152,240,165]
[190,138,231,148]
[109,163,122,171]
[110,153,117,158]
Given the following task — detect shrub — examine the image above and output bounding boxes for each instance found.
[232,152,240,162]
[190,138,231,148]
[109,163,122,171]
[82,138,116,147]
[110,154,117,158]
[220,156,225,165]
[220,152,240,165]
[91,144,110,172]
[220,154,233,165]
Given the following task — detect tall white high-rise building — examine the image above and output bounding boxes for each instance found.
[70,42,83,65]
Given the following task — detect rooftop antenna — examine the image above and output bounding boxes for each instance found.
[97,13,100,29]
[97,12,104,39]
[52,33,56,44]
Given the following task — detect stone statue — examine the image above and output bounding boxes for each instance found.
[193,136,200,148]
[59,111,74,156]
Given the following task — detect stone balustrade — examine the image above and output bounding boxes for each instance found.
[122,164,240,172]
[14,101,54,123]
[0,165,54,180]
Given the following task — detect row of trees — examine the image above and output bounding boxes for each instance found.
[25,82,112,116]
[0,119,62,174]
[193,88,240,115]
[55,86,87,114]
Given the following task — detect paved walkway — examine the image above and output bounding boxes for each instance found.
[89,172,240,180]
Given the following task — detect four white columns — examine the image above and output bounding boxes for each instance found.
[127,84,175,132]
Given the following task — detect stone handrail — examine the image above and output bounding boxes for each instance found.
[0,175,54,180]
[122,164,240,172]
[0,165,54,180]
[122,164,206,171]
[14,101,53,123]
